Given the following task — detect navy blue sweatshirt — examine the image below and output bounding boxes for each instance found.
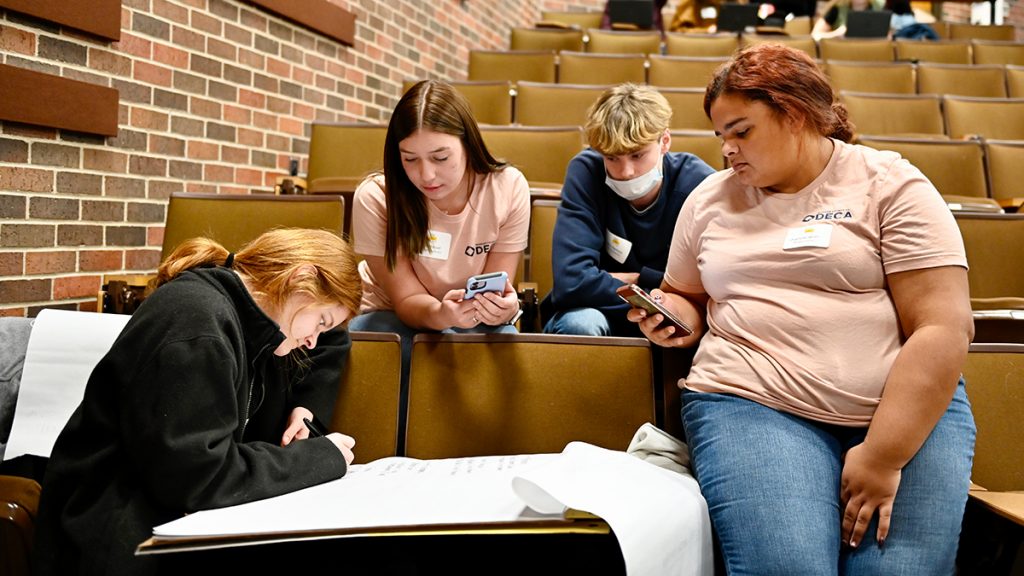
[544,148,714,336]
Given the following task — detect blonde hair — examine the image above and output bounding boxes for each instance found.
[154,228,362,318]
[584,83,673,156]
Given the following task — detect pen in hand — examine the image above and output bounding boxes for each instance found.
[303,417,326,438]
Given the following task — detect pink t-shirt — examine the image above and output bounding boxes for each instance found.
[352,167,530,312]
[666,140,967,426]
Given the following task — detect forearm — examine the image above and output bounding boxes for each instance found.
[394,293,452,331]
[862,325,970,468]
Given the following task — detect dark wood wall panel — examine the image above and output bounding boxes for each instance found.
[247,0,355,46]
[0,64,119,136]
[0,0,120,41]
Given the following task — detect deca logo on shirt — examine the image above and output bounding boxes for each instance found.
[464,242,493,257]
[802,209,853,223]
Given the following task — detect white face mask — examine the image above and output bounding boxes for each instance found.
[605,161,663,201]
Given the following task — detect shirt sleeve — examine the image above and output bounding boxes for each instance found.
[877,158,968,275]
[493,168,531,253]
[352,176,387,258]
[665,178,712,295]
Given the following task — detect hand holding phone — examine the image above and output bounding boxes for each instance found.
[616,284,693,336]
[465,271,508,300]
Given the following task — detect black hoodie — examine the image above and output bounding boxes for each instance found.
[33,266,350,576]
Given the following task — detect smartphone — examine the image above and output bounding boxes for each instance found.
[616,284,693,336]
[465,271,508,299]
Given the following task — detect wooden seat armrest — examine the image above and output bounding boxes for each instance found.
[971,297,1024,311]
[995,197,1024,211]
[0,475,41,576]
[942,195,1004,214]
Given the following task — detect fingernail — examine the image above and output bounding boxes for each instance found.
[850,540,858,548]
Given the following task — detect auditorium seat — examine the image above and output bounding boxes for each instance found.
[540,10,603,30]
[585,28,663,54]
[839,91,945,138]
[307,122,387,194]
[857,136,989,203]
[401,79,514,125]
[478,125,584,190]
[961,342,1024,493]
[161,192,346,260]
[895,39,972,65]
[949,23,1016,42]
[658,88,715,130]
[557,51,648,85]
[510,27,585,52]
[663,32,739,57]
[741,34,818,59]
[467,50,557,84]
[825,60,916,95]
[1006,65,1024,98]
[819,38,894,62]
[528,198,560,302]
[670,129,725,170]
[985,139,1024,211]
[647,55,730,89]
[784,15,813,36]
[916,63,1008,98]
[514,82,608,126]
[971,40,1024,66]
[405,333,655,458]
[943,96,1024,140]
[329,332,402,463]
[954,212,1024,310]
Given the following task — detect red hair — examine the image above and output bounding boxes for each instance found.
[704,43,854,143]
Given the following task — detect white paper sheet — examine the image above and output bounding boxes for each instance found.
[154,453,560,538]
[152,443,712,576]
[4,309,129,460]
[513,441,713,576]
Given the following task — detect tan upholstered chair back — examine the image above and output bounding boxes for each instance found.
[954,213,1024,310]
[479,125,584,190]
[962,343,1024,492]
[468,50,557,84]
[857,136,987,198]
[840,91,945,138]
[330,332,403,463]
[528,199,560,300]
[406,333,655,458]
[161,193,346,261]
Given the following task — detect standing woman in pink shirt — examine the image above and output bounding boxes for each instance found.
[349,80,529,417]
[628,44,975,574]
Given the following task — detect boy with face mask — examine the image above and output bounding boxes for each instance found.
[542,83,714,337]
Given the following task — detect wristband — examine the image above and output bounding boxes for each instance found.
[506,305,524,326]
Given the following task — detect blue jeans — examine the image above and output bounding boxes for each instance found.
[348,310,517,453]
[680,381,975,576]
[543,307,611,336]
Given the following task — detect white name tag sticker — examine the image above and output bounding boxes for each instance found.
[421,230,452,260]
[783,224,833,250]
[605,230,632,264]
